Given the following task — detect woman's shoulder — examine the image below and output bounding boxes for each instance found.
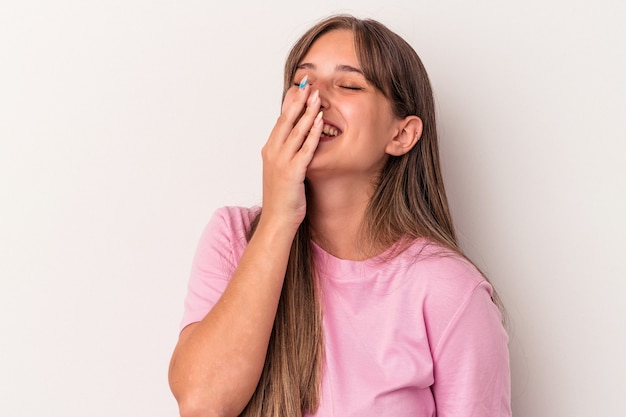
[400,239,492,312]
[209,205,260,233]
[402,239,499,341]
[196,205,260,255]
[213,206,261,225]
[403,239,486,288]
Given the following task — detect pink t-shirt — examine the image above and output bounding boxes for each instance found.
[181,206,511,417]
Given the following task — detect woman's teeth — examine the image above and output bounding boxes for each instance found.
[322,124,339,137]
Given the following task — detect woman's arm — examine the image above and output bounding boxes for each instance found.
[168,82,323,417]
[168,218,297,417]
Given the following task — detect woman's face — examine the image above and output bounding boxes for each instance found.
[292,29,401,182]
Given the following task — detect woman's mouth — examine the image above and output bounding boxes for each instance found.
[320,121,342,141]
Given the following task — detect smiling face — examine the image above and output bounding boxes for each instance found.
[292,29,403,183]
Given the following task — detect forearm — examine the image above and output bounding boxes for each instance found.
[168,218,296,417]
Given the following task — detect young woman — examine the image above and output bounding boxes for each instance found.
[169,14,511,417]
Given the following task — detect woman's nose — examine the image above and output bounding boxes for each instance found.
[313,83,330,110]
[319,92,330,110]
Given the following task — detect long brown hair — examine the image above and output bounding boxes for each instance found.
[240,14,500,417]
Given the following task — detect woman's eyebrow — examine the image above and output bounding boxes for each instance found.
[297,63,364,75]
[335,64,363,74]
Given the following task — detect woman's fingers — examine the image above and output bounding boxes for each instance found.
[283,89,321,154]
[259,78,323,227]
[263,82,322,164]
[265,79,311,149]
[293,110,323,167]
[263,89,321,172]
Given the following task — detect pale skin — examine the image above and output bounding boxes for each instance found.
[168,29,422,417]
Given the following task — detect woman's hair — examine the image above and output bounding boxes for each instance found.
[241,14,498,417]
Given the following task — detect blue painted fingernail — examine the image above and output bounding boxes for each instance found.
[299,75,308,89]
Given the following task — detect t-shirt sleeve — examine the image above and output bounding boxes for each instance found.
[430,280,512,417]
[179,207,250,332]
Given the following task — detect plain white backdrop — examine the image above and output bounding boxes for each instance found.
[1,1,625,416]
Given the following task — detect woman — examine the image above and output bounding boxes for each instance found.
[169,14,511,417]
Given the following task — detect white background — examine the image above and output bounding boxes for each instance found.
[1,1,625,416]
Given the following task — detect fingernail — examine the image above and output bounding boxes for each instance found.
[314,111,323,126]
[308,89,319,105]
[299,75,308,89]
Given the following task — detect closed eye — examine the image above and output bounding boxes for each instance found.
[340,86,364,91]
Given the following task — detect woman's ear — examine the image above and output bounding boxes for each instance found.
[386,116,423,156]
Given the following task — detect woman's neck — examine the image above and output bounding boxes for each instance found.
[306,177,376,260]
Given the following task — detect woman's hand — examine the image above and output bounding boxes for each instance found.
[260,80,323,231]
